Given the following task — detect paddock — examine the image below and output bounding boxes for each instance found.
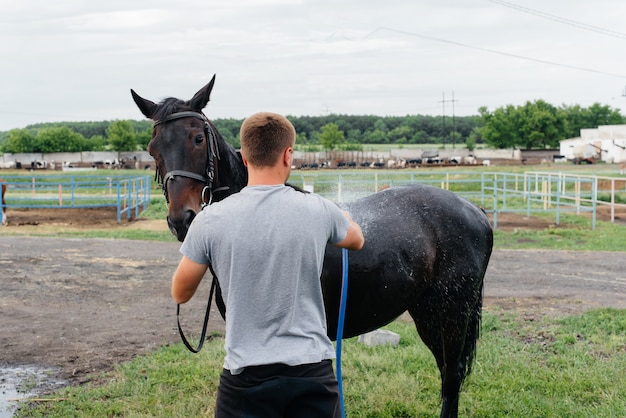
[1,172,624,415]
[0,174,151,224]
[0,236,624,416]
[288,170,626,228]
[2,170,625,228]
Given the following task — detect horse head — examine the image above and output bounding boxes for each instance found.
[131,75,247,241]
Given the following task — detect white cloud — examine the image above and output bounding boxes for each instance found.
[63,9,172,31]
[1,0,626,131]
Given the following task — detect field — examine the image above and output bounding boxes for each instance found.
[2,237,624,417]
[1,165,625,417]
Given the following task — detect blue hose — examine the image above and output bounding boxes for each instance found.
[336,248,349,418]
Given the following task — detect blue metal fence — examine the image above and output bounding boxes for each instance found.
[2,171,621,229]
[287,170,618,230]
[0,175,151,224]
[483,172,597,229]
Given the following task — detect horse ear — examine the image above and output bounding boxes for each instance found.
[131,89,159,119]
[188,74,216,112]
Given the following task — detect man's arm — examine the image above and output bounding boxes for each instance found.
[171,256,209,304]
[334,211,365,251]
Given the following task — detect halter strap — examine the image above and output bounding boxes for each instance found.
[163,170,208,185]
[153,111,209,127]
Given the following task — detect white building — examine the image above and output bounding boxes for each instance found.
[560,124,626,163]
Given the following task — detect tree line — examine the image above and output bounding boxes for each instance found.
[0,100,623,154]
[478,101,624,149]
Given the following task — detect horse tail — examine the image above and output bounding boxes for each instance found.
[462,227,491,381]
[461,278,483,381]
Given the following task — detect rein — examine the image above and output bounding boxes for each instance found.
[153,110,227,352]
[177,265,219,353]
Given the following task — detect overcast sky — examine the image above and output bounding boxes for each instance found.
[2,0,626,132]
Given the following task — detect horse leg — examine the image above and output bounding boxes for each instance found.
[409,283,482,418]
[1,182,5,225]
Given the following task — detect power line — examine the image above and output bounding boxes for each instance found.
[366,26,626,79]
[487,0,626,40]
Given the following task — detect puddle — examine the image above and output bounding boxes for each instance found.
[0,365,67,418]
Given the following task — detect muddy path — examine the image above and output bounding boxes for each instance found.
[2,236,625,387]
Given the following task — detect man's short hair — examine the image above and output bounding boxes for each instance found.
[240,112,296,167]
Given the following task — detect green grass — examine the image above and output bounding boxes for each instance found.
[0,224,177,241]
[493,213,626,251]
[16,309,626,417]
[5,168,625,416]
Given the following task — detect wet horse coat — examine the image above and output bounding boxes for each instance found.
[131,77,493,418]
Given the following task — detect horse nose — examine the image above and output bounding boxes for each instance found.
[167,209,196,242]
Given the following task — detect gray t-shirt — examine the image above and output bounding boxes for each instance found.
[180,184,349,373]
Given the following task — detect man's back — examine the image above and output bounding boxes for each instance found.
[181,184,349,372]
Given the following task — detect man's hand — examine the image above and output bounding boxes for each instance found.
[335,211,365,251]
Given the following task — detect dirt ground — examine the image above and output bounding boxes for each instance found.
[1,208,625,402]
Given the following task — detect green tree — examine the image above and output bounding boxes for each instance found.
[373,118,388,133]
[213,118,243,148]
[135,126,152,150]
[346,129,362,144]
[466,128,482,151]
[295,132,308,145]
[517,100,564,148]
[319,123,344,151]
[388,125,412,144]
[560,103,625,138]
[478,101,624,149]
[1,129,37,153]
[478,105,520,148]
[365,129,386,143]
[410,130,431,144]
[107,120,137,151]
[36,127,86,153]
[465,137,476,152]
[86,135,106,151]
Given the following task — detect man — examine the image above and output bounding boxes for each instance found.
[171,112,365,417]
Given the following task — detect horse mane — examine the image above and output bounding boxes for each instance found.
[154,97,191,121]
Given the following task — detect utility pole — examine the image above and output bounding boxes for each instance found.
[439,92,459,148]
[439,92,446,146]
[451,91,458,149]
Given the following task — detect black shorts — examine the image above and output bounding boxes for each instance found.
[215,359,341,418]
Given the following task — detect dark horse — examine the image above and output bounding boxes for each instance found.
[131,76,493,418]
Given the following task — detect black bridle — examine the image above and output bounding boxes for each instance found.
[153,110,226,353]
[153,110,226,207]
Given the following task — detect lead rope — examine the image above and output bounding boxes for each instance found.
[177,266,218,353]
[336,248,349,418]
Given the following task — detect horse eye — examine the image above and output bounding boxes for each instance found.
[194,134,204,145]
